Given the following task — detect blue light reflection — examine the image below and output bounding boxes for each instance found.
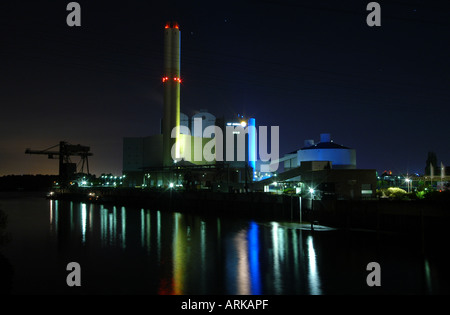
[248,221,261,294]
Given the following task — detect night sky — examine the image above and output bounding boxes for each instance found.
[1,0,449,176]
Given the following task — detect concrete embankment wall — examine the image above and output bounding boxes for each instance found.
[53,188,450,234]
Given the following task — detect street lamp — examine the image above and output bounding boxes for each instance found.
[309,187,315,230]
[405,178,411,193]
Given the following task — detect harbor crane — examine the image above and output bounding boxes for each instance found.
[25,141,93,186]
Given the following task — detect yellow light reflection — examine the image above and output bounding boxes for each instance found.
[172,213,186,295]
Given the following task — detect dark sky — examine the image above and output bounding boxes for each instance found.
[1,0,449,176]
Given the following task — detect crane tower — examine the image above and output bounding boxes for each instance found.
[25,141,93,186]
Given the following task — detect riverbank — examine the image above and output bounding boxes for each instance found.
[49,187,297,221]
[46,187,450,238]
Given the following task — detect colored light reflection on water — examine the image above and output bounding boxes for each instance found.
[1,193,449,294]
[248,221,261,294]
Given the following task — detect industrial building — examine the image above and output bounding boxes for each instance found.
[282,133,356,171]
[122,23,375,199]
[299,161,376,200]
[254,134,376,200]
[122,22,260,190]
[123,110,256,190]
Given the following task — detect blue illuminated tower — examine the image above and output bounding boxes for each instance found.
[248,117,257,177]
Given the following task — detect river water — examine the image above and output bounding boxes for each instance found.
[0,192,448,294]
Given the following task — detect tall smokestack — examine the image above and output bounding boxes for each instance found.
[162,21,181,167]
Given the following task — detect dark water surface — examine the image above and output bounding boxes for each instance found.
[0,192,449,294]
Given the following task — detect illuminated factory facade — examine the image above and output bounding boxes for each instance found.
[123,110,257,189]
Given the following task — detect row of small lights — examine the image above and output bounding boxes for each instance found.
[76,175,127,187]
[162,76,182,83]
[99,175,126,180]
[226,121,247,127]
[270,180,314,194]
[377,175,413,184]
[255,171,275,180]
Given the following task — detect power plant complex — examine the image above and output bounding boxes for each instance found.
[123,22,257,191]
[122,22,377,200]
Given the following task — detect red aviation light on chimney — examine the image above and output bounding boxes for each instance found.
[162,77,181,83]
[165,22,179,29]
